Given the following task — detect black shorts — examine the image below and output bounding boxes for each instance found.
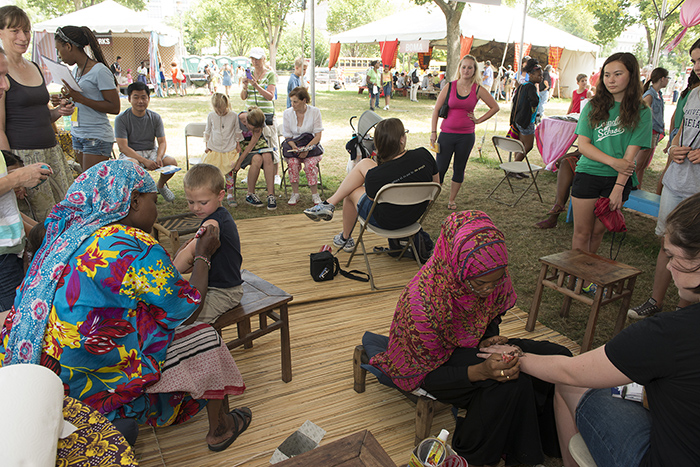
[571,172,632,201]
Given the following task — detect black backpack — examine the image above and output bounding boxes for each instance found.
[411,70,419,84]
[387,229,434,264]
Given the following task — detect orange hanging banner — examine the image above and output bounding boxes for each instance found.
[379,40,399,68]
[548,46,563,70]
[460,35,474,58]
[328,42,341,70]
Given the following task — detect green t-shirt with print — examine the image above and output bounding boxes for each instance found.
[367,68,380,86]
[575,101,652,183]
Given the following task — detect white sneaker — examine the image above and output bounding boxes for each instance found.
[274,175,282,186]
[288,193,300,205]
[311,193,322,205]
[383,105,389,110]
[241,177,248,184]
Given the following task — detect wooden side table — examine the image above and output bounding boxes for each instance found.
[527,249,641,352]
[275,430,396,466]
[212,269,293,383]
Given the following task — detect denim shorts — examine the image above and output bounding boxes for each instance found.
[72,136,114,157]
[383,83,392,96]
[0,254,24,311]
[571,172,632,201]
[576,388,650,467]
[516,121,535,136]
[357,194,381,227]
[655,187,687,236]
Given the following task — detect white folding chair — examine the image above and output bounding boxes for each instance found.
[488,135,544,207]
[184,122,206,170]
[277,123,325,198]
[346,182,441,290]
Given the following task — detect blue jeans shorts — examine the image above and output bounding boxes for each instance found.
[382,83,392,97]
[655,187,686,236]
[72,136,114,157]
[576,388,650,467]
[0,254,24,311]
[357,194,381,228]
[516,121,536,136]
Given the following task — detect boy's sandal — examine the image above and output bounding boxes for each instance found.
[208,407,252,452]
[547,203,565,215]
[447,201,457,210]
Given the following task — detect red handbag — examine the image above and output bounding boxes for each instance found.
[594,197,627,233]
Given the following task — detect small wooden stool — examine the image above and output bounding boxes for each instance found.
[353,345,439,445]
[212,270,293,382]
[527,249,641,352]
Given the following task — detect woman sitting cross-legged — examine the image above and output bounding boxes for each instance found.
[365,211,572,466]
[0,160,251,452]
[303,118,439,252]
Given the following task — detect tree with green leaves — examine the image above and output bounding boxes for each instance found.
[23,0,144,17]
[276,26,329,70]
[326,0,393,57]
[183,0,260,56]
[247,0,302,71]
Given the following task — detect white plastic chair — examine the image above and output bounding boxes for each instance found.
[488,135,544,207]
[346,182,441,290]
[184,122,206,170]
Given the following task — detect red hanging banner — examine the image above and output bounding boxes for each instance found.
[548,46,563,70]
[513,43,532,71]
[328,42,341,70]
[379,40,399,68]
[460,35,474,58]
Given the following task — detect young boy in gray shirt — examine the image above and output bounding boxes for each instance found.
[115,81,178,202]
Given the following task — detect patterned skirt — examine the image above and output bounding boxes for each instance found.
[14,144,75,222]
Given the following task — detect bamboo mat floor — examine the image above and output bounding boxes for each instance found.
[132,291,580,466]
[134,213,579,466]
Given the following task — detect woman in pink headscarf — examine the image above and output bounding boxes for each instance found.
[366,211,571,466]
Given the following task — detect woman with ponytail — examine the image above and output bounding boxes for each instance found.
[52,26,120,170]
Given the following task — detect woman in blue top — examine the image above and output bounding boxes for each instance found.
[635,67,668,189]
[571,52,651,255]
[52,26,120,171]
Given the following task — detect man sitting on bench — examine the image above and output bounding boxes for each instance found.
[115,81,178,202]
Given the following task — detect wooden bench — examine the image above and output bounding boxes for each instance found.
[212,270,293,382]
[566,189,661,222]
[353,345,441,444]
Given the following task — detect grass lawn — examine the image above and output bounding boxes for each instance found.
[141,86,675,350]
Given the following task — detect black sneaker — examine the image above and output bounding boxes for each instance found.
[628,298,661,320]
[267,194,277,211]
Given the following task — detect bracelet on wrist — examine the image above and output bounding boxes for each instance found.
[431,131,437,133]
[615,182,626,187]
[193,255,211,270]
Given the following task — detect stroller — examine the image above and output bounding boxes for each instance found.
[345,110,382,172]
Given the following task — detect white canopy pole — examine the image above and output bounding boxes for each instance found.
[311,0,316,106]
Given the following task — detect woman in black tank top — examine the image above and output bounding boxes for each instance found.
[0,6,75,222]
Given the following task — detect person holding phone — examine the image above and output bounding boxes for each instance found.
[240,47,280,186]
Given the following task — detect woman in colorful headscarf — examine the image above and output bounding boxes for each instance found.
[367,211,571,466]
[0,160,251,452]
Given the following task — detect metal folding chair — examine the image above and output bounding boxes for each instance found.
[277,123,324,198]
[488,135,543,207]
[346,182,441,290]
[184,122,206,170]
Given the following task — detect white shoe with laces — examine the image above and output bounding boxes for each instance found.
[288,193,300,205]
[311,193,322,205]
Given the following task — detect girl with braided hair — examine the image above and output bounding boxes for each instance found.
[52,26,120,170]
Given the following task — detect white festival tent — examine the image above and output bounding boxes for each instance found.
[32,0,179,87]
[331,3,599,97]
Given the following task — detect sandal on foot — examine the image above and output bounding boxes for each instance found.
[547,203,565,215]
[534,217,558,229]
[447,202,457,210]
[208,407,252,452]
